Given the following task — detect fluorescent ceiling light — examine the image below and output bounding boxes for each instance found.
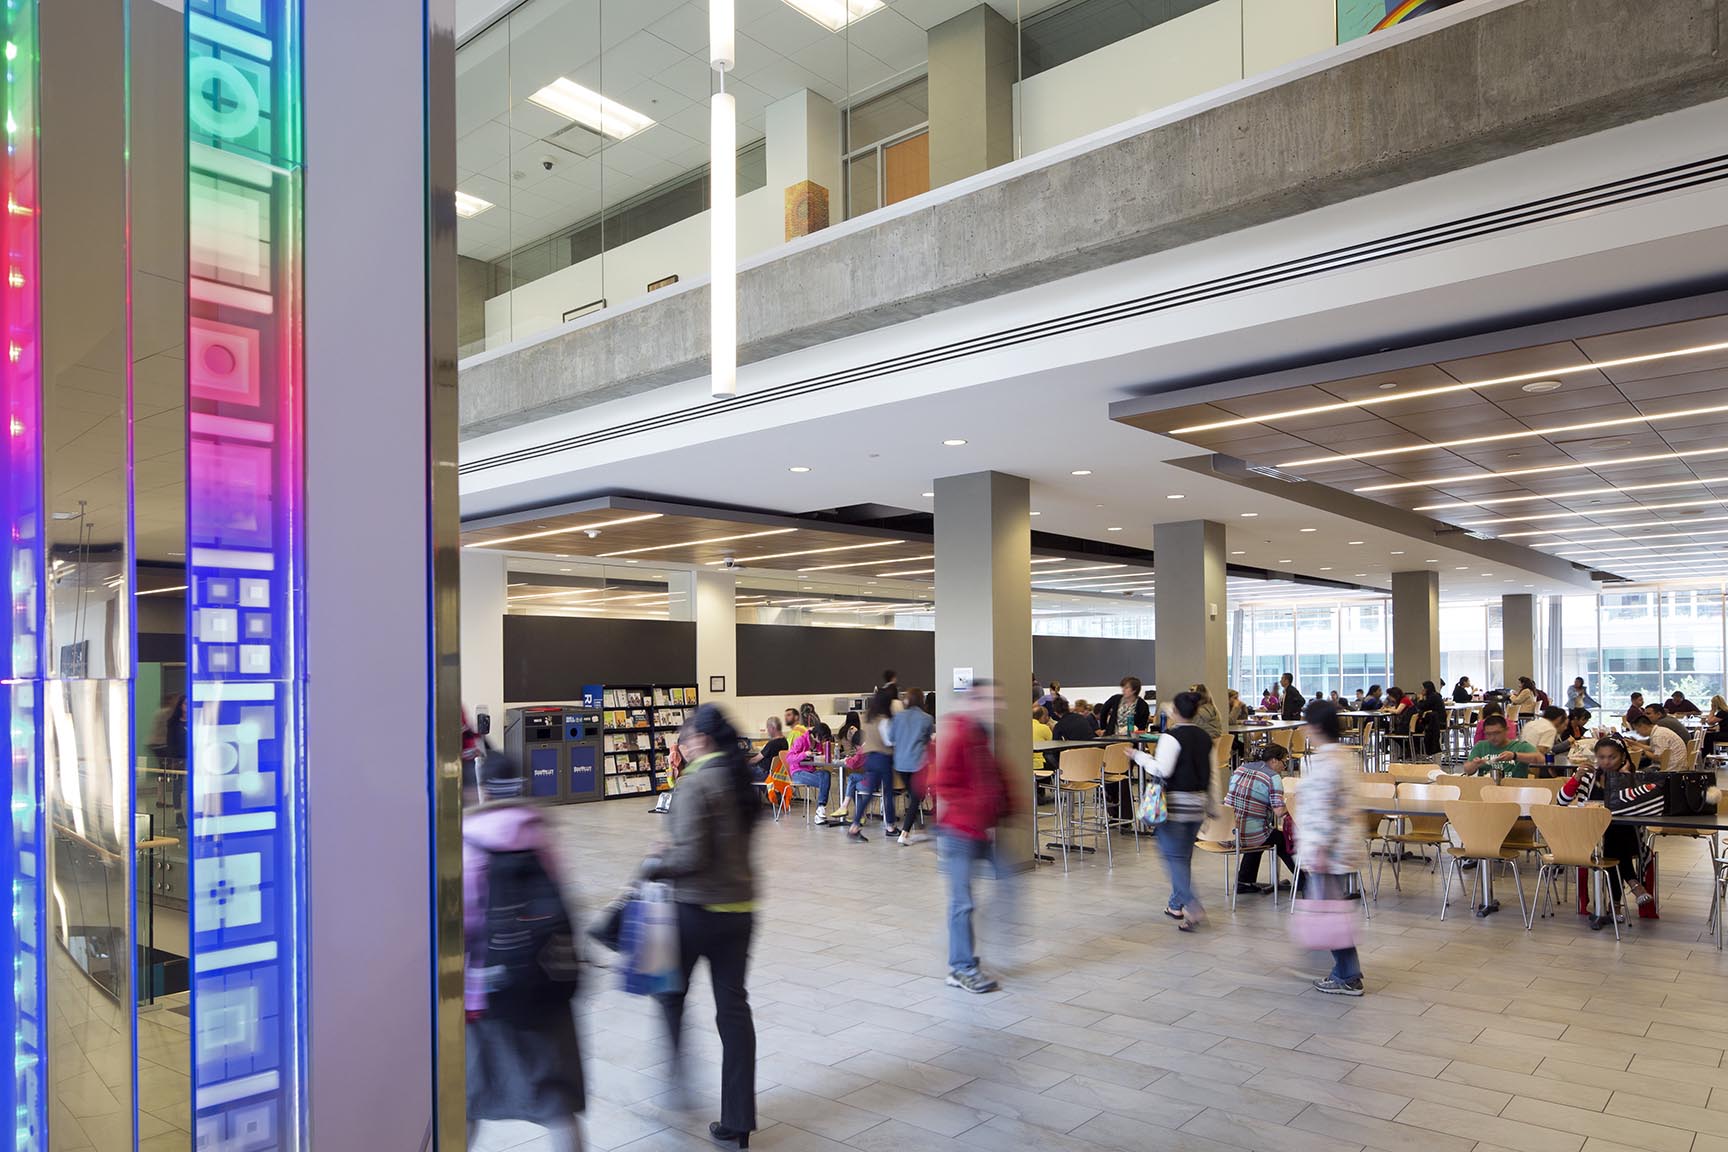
[599,527,794,558]
[1416,475,1728,512]
[527,77,654,140]
[464,513,665,549]
[708,540,902,564]
[1170,339,1728,435]
[1541,526,1728,548]
[1558,539,1728,558]
[777,0,883,32]
[799,553,933,573]
[1029,557,1069,566]
[875,568,935,577]
[1461,497,1728,526]
[1355,445,1728,493]
[1277,400,1728,468]
[1033,565,1127,576]
[1500,511,1728,537]
[137,585,189,597]
[455,191,494,219]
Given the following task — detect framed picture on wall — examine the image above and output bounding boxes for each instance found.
[709,675,726,693]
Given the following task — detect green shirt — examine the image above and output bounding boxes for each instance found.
[1467,739,1536,777]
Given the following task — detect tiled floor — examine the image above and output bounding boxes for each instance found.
[469,799,1728,1152]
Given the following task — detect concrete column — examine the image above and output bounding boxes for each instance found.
[305,0,459,1144]
[766,89,842,235]
[1392,571,1441,692]
[934,471,1032,864]
[1502,593,1536,688]
[461,550,507,731]
[695,569,738,720]
[926,4,1016,189]
[1152,520,1228,710]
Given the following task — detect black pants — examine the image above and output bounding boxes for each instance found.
[1601,823,1644,902]
[1238,829,1296,885]
[657,905,756,1133]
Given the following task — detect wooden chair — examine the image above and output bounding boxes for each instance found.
[1101,742,1139,849]
[1057,747,1110,872]
[1390,763,1442,785]
[1527,805,1623,939]
[1374,782,1460,895]
[1195,803,1243,911]
[1440,800,1528,922]
[1481,784,1552,862]
[1434,773,1490,801]
[1360,781,1396,867]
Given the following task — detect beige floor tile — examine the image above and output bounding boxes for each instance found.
[1285,1104,1475,1152]
[1605,1089,1728,1138]
[1391,1098,1584,1152]
[1294,1036,1448,1078]
[942,1078,1101,1133]
[1140,1074,1307,1125]
[1179,1107,1367,1152]
[1436,1060,1605,1110]
[1041,1074,1205,1130]
[1068,1109,1240,1152]
[1382,1030,1544,1074]
[759,1085,885,1142]
[838,1081,990,1138]
[830,1051,973,1098]
[1019,1044,1164,1090]
[1207,1038,1360,1082]
[1242,1070,1409,1121]
[1539,1056,1707,1106]
[1347,1064,1510,1115]
[927,1044,1071,1091]
[1502,1095,1693,1152]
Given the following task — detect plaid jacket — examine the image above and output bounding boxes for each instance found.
[1225,762,1285,851]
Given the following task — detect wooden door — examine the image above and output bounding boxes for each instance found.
[883,131,929,206]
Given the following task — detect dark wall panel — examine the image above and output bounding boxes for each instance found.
[738,624,935,697]
[1032,635,1154,688]
[504,615,696,701]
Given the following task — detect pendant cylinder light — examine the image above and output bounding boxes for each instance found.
[709,0,736,398]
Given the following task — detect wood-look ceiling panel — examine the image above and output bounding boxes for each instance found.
[1318,365,1460,404]
[1579,314,1728,369]
[1615,369,1728,402]
[1433,341,1586,384]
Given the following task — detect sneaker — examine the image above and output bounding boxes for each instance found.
[815,806,827,821]
[883,827,902,838]
[846,827,868,843]
[1313,976,1364,997]
[899,830,928,846]
[1235,882,1262,895]
[946,969,999,994]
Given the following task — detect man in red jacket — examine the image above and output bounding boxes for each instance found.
[930,680,1012,994]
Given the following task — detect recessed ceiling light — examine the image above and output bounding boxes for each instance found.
[1230,550,1245,555]
[1521,379,1564,393]
[867,580,877,584]
[1349,541,1364,545]
[789,465,811,473]
[455,190,494,218]
[1071,469,1092,476]
[1278,559,1292,564]
[1167,494,1185,500]
[527,77,654,140]
[1240,512,1258,518]
[1354,573,1367,577]
[778,0,886,33]
[1107,527,1123,532]
[1390,551,1404,555]
[1299,528,1317,533]
[1030,511,1041,516]
[1319,567,1332,571]
[921,491,934,498]
[625,559,638,564]
[1377,381,1399,391]
[1480,573,1492,577]
[943,439,967,446]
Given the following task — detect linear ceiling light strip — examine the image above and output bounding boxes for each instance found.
[1355,444,1728,493]
[0,1,45,1142]
[1415,474,1728,511]
[460,512,666,549]
[461,154,1728,476]
[186,0,307,1143]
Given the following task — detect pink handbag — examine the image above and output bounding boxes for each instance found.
[1289,898,1359,950]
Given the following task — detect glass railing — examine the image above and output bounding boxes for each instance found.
[456,0,1472,357]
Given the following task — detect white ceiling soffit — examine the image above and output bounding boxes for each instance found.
[458,96,1728,596]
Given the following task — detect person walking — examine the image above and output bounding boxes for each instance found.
[891,687,936,845]
[847,687,900,841]
[465,754,586,1151]
[1295,700,1367,996]
[929,679,1012,993]
[1130,691,1213,930]
[640,705,759,1149]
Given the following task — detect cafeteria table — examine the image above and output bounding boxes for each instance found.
[1362,797,1728,942]
[1035,735,1157,862]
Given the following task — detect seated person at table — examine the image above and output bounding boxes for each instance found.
[783,707,808,748]
[1473,702,1506,743]
[1647,701,1692,746]
[1384,687,1413,733]
[1362,685,1384,712]
[1415,681,1446,755]
[1032,707,1053,771]
[1067,699,1101,736]
[1226,744,1295,894]
[786,722,835,824]
[1704,694,1728,758]
[748,717,789,784]
[1522,705,1565,758]
[1558,736,1653,915]
[1350,689,1365,709]
[1101,677,1151,736]
[1452,676,1474,703]
[1190,683,1224,741]
[1047,696,1098,753]
[1226,689,1250,726]
[1623,692,1648,728]
[836,709,863,751]
[1666,689,1703,715]
[1550,707,1588,756]
[1462,715,1540,776]
[1629,711,1688,771]
[1260,687,1280,713]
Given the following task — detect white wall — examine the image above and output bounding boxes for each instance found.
[1016,0,1334,157]
[482,184,779,349]
[461,549,507,733]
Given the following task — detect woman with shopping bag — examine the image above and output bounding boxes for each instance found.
[638,704,761,1148]
[1291,700,1368,997]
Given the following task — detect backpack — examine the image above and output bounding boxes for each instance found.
[476,848,580,1017]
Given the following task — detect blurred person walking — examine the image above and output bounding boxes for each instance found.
[847,686,900,842]
[892,687,936,845]
[929,679,1014,993]
[1295,700,1367,996]
[640,705,760,1148]
[465,754,586,1151]
[1131,690,1213,930]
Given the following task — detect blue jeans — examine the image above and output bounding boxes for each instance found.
[850,752,896,829]
[789,769,830,806]
[1158,818,1202,915]
[938,830,992,973]
[1329,947,1361,982]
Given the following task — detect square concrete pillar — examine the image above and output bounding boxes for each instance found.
[766,89,842,235]
[1152,520,1228,711]
[934,471,1032,863]
[1502,593,1536,689]
[460,549,507,734]
[695,569,739,721]
[1392,571,1441,692]
[926,4,1016,189]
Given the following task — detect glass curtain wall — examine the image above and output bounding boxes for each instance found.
[455,0,1347,355]
[1229,600,1389,704]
